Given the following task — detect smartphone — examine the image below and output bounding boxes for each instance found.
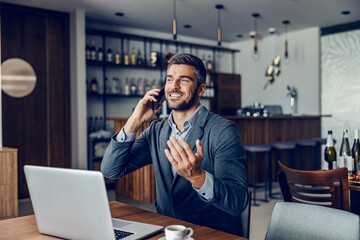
[152,86,166,110]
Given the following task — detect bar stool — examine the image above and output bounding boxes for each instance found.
[313,137,336,170]
[293,139,317,170]
[244,144,271,206]
[269,141,296,198]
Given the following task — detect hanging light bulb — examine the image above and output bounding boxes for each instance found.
[283,20,290,59]
[251,13,260,57]
[215,4,224,46]
[172,0,177,41]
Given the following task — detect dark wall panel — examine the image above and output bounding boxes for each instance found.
[1,3,70,198]
[47,15,71,168]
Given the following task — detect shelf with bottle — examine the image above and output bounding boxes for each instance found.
[86,60,167,71]
[86,28,239,75]
[86,75,164,97]
[86,74,215,99]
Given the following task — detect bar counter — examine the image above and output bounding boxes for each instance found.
[225,114,327,144]
[107,114,329,203]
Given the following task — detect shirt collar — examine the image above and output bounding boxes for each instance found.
[168,104,203,131]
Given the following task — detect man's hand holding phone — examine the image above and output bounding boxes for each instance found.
[124,88,165,133]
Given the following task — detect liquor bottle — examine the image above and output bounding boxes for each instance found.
[98,116,104,131]
[86,41,91,60]
[137,78,144,95]
[90,76,98,94]
[339,129,352,173]
[204,78,209,97]
[90,40,96,61]
[130,78,137,95]
[352,129,360,174]
[112,77,120,94]
[144,79,152,93]
[136,50,143,66]
[124,51,130,65]
[105,77,111,94]
[107,48,113,62]
[93,116,98,132]
[206,55,212,72]
[124,78,130,96]
[152,79,160,89]
[324,130,337,170]
[131,48,136,65]
[88,116,93,134]
[98,47,104,62]
[115,51,121,64]
[209,77,214,97]
[201,54,206,66]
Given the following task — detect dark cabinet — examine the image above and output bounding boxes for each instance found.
[211,73,241,115]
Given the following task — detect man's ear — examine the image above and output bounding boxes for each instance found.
[197,83,206,97]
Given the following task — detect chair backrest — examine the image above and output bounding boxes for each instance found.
[277,161,350,211]
[265,202,360,240]
[240,191,251,239]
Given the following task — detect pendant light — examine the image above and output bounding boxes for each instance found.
[172,0,177,41]
[283,20,290,60]
[251,13,260,58]
[215,4,224,46]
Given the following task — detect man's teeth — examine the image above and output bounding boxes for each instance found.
[171,94,181,97]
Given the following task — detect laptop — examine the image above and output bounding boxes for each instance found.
[24,165,163,240]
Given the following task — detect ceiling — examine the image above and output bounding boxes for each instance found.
[1,0,359,43]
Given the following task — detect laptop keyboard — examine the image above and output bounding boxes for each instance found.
[114,229,134,239]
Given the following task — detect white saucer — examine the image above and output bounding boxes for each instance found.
[158,237,194,240]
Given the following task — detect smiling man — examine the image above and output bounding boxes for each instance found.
[101,53,248,236]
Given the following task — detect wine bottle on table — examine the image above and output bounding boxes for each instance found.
[339,129,352,174]
[324,130,336,170]
[352,129,360,174]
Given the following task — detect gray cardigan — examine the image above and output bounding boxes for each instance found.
[101,106,248,236]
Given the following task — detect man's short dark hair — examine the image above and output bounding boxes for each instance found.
[167,53,207,86]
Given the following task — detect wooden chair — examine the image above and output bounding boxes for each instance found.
[277,161,350,211]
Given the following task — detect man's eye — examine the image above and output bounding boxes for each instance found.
[181,79,189,82]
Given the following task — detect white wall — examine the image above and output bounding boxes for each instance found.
[230,27,320,115]
[321,29,360,146]
[70,9,87,169]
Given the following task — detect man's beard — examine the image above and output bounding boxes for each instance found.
[167,85,199,112]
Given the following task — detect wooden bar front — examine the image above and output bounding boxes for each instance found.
[0,147,18,219]
[109,115,323,203]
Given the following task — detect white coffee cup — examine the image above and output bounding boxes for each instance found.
[165,225,193,240]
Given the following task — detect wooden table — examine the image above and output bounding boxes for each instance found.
[0,201,244,240]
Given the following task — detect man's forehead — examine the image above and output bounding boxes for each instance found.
[167,64,195,75]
